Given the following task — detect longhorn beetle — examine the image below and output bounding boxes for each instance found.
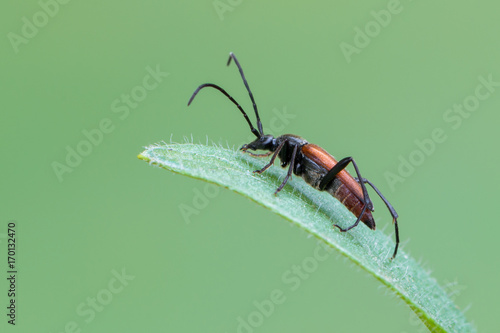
[188,52,400,259]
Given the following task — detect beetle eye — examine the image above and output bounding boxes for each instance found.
[261,135,273,146]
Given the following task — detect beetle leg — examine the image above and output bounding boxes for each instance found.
[251,140,286,174]
[244,151,274,158]
[356,177,400,259]
[274,145,297,195]
[319,157,373,211]
[355,178,398,219]
[320,157,390,251]
[333,204,368,232]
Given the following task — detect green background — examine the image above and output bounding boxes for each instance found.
[1,0,498,332]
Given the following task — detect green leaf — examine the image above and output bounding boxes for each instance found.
[138,142,475,333]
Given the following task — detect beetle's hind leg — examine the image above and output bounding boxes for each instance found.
[355,177,400,259]
[318,157,400,255]
[321,158,400,258]
[319,157,374,230]
[354,178,398,219]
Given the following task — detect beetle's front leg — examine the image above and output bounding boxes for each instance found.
[241,150,273,158]
[242,140,286,174]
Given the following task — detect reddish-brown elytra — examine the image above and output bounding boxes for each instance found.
[188,52,400,259]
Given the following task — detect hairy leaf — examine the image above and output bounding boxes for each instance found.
[138,142,474,333]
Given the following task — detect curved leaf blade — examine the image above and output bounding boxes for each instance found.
[138,142,475,333]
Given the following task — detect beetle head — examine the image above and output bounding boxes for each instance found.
[241,135,276,152]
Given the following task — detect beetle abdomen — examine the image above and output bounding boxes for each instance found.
[301,144,375,229]
[325,178,375,230]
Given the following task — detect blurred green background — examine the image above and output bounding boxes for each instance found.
[1,0,499,332]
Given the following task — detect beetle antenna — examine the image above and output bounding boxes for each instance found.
[188,83,261,138]
[227,52,264,136]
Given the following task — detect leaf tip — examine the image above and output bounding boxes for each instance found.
[137,152,150,162]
